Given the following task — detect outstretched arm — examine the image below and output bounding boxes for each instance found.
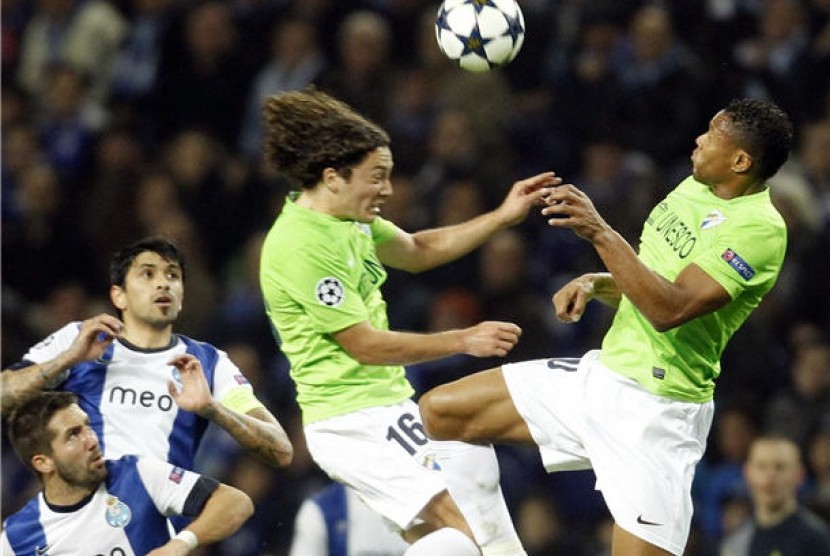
[332,320,522,366]
[146,483,254,556]
[378,172,559,272]
[167,355,293,468]
[543,185,730,331]
[1,314,122,417]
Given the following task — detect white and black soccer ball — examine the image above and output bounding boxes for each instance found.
[435,0,525,72]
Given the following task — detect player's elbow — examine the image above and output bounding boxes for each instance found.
[224,486,255,526]
[333,324,388,365]
[205,484,254,538]
[649,317,676,333]
[335,332,389,365]
[340,343,382,365]
[648,310,690,332]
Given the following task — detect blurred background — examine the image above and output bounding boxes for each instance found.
[1,0,829,554]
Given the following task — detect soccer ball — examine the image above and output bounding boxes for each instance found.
[435,0,525,72]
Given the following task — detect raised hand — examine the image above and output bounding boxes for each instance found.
[65,314,123,365]
[541,184,611,243]
[167,354,213,416]
[496,172,561,227]
[552,277,595,323]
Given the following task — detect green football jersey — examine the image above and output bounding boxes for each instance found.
[260,198,414,424]
[600,176,787,402]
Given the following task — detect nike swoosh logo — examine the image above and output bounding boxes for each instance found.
[36,544,52,556]
[636,515,662,526]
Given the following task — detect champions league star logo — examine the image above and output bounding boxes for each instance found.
[316,277,345,307]
[105,496,132,528]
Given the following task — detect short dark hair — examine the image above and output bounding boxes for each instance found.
[724,98,794,181]
[109,236,186,287]
[7,391,79,476]
[262,87,390,190]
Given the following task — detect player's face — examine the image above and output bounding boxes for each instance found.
[691,110,741,186]
[112,251,184,329]
[744,440,803,512]
[337,146,394,223]
[46,404,106,488]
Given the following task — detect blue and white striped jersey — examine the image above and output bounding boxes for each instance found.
[1,456,208,556]
[16,322,255,470]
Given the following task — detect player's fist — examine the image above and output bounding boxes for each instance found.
[462,321,521,358]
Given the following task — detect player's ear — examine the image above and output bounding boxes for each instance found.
[32,454,55,475]
[322,167,343,193]
[110,285,127,312]
[732,149,752,174]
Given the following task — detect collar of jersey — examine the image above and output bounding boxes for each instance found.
[42,487,97,513]
[285,196,355,225]
[687,176,771,206]
[117,335,179,353]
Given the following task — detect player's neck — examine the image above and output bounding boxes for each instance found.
[755,498,798,527]
[296,188,344,219]
[43,478,97,507]
[119,321,174,349]
[711,177,766,200]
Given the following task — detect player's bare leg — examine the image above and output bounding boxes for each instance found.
[612,525,674,556]
[419,367,533,445]
[403,490,474,543]
[403,490,480,555]
[420,368,531,556]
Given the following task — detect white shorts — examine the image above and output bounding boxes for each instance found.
[502,350,714,556]
[304,399,446,530]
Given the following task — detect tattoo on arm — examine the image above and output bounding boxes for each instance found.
[1,361,66,416]
[209,406,293,467]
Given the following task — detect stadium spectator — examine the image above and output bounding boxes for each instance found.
[515,492,588,556]
[238,16,326,161]
[805,418,830,522]
[36,63,105,189]
[1,162,96,303]
[763,338,830,446]
[317,10,397,128]
[720,435,830,556]
[731,0,816,126]
[16,0,127,103]
[694,403,760,541]
[608,4,714,175]
[155,1,254,148]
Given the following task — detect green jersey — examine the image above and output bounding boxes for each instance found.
[600,176,787,402]
[260,198,414,424]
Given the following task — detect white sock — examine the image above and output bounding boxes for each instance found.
[404,527,480,556]
[431,440,527,556]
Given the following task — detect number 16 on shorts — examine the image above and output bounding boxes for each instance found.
[386,409,440,470]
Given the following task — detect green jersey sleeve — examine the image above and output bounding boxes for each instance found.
[691,216,787,300]
[283,242,372,335]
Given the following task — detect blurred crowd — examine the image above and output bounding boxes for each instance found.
[2,0,830,554]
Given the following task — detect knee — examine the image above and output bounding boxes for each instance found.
[418,387,456,440]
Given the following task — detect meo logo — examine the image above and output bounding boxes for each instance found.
[108,385,175,411]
